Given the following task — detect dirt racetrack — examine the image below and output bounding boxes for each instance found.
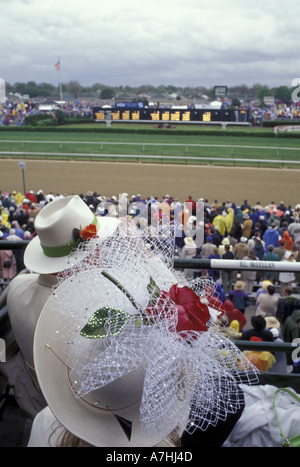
[1,159,299,207]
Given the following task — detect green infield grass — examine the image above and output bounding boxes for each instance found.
[0,124,299,168]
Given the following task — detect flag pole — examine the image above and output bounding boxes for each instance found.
[55,57,63,101]
[58,57,62,101]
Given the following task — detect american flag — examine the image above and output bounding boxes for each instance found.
[54,61,60,71]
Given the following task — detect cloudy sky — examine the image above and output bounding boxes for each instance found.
[2,0,300,89]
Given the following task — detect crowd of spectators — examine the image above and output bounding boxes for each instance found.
[1,188,300,373]
[0,101,37,125]
[1,97,300,126]
[250,101,300,121]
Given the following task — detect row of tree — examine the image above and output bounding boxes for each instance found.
[5,80,296,103]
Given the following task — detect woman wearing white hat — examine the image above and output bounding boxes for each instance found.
[28,228,257,447]
[1,195,120,418]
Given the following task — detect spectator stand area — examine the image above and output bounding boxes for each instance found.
[1,242,300,446]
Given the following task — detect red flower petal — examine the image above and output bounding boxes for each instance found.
[164,284,211,333]
[80,224,98,241]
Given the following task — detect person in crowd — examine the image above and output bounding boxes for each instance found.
[278,251,296,295]
[218,237,233,256]
[273,241,287,261]
[242,213,253,239]
[228,281,251,314]
[241,249,259,294]
[242,315,274,342]
[0,248,16,282]
[252,237,265,260]
[262,245,279,281]
[211,226,222,248]
[282,230,294,251]
[263,223,280,253]
[200,235,216,259]
[240,200,251,211]
[255,285,279,318]
[221,244,235,294]
[181,236,197,279]
[0,195,120,419]
[10,220,24,239]
[224,208,235,236]
[207,246,221,281]
[283,309,300,345]
[288,217,300,240]
[232,220,243,242]
[276,286,300,326]
[222,299,247,331]
[233,237,249,281]
[241,317,276,373]
[233,236,249,259]
[212,210,226,237]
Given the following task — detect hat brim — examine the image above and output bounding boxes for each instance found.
[35,339,155,447]
[24,217,120,274]
[264,317,281,329]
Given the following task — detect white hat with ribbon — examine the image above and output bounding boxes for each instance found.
[24,195,120,274]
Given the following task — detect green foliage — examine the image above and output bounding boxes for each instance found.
[100,87,116,99]
[257,86,273,101]
[2,124,300,139]
[55,109,66,125]
[3,80,295,103]
[35,118,56,127]
[274,86,292,103]
[231,98,241,107]
[23,113,54,126]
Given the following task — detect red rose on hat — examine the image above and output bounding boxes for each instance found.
[166,284,210,333]
[147,282,211,335]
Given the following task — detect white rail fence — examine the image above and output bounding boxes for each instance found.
[0,140,300,166]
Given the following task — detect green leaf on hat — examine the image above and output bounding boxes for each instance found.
[80,307,130,339]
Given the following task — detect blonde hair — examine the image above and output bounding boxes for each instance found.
[234,280,245,291]
[50,423,181,448]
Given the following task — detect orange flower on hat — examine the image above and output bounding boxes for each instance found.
[80,223,98,241]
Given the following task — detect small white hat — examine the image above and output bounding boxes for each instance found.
[24,195,120,274]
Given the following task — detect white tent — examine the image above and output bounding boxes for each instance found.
[210,100,222,109]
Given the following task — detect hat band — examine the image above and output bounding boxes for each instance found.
[40,215,99,258]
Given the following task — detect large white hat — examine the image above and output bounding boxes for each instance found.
[33,226,258,447]
[24,195,120,274]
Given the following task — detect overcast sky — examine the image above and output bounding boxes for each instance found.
[2,0,300,89]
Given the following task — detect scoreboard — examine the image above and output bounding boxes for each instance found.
[93,107,249,123]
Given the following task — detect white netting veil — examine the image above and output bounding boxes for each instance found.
[43,218,258,443]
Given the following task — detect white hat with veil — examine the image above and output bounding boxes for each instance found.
[33,219,258,447]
